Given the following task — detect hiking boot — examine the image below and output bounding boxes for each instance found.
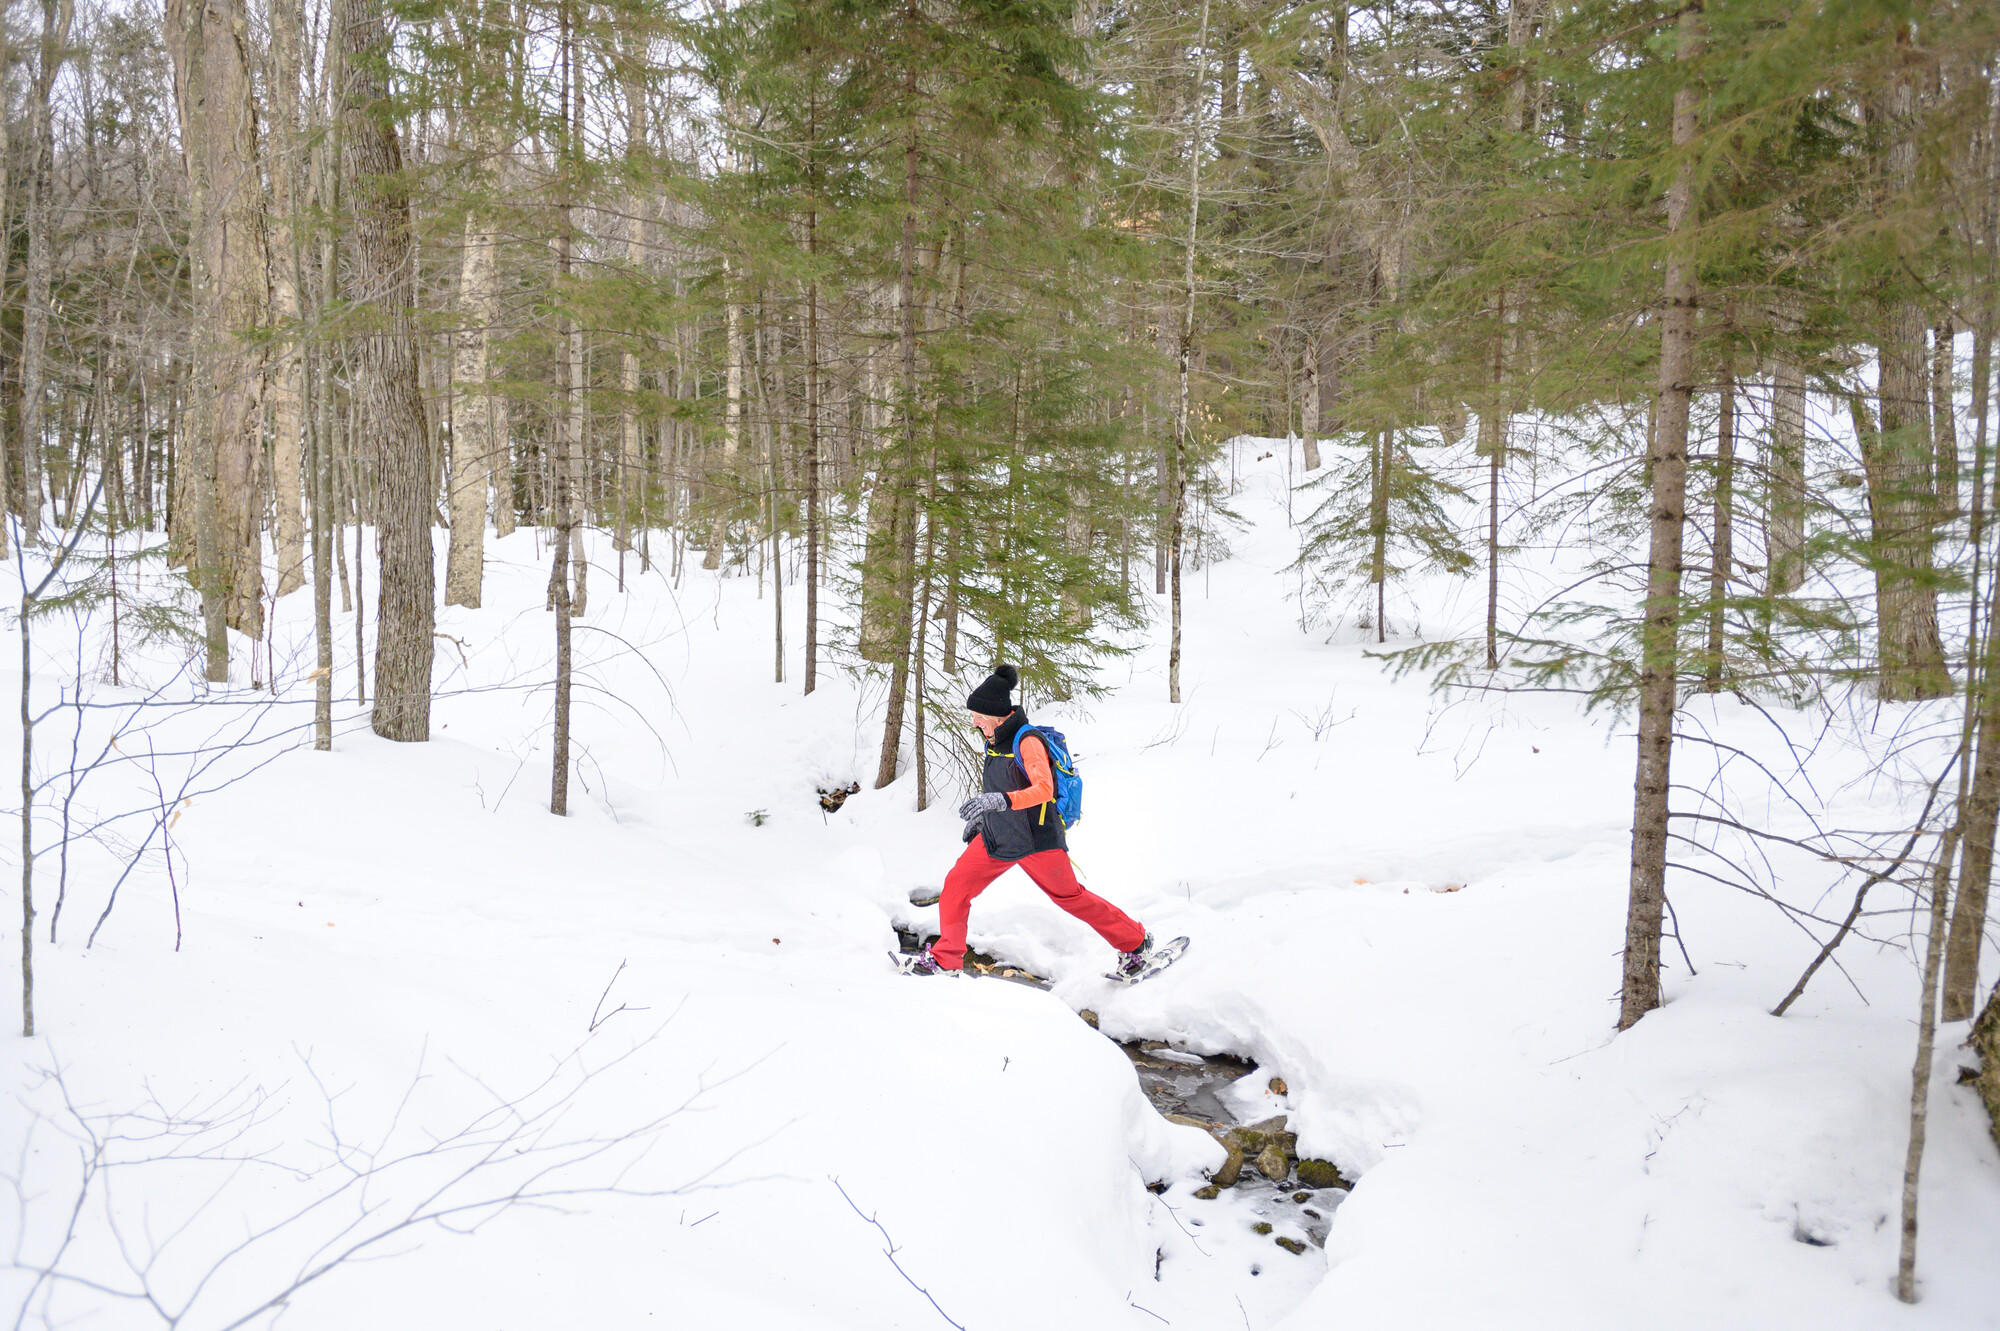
[1115,932,1156,980]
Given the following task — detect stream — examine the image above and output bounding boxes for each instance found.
[893,926,1349,1250]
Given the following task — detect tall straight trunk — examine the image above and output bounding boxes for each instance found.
[18,0,66,547]
[0,26,10,553]
[705,272,744,571]
[1368,430,1388,643]
[1866,57,1949,701]
[268,0,307,596]
[446,206,496,607]
[550,1,577,814]
[616,53,647,560]
[168,0,271,678]
[1944,83,2000,1024]
[1300,335,1322,472]
[340,0,433,741]
[874,35,922,790]
[1766,341,1808,594]
[1478,296,1508,670]
[1620,6,1700,1032]
[1933,319,1959,519]
[1155,429,1169,594]
[1705,318,1735,691]
[1170,0,1212,706]
[804,227,821,693]
[312,341,334,749]
[1898,819,1963,1302]
[568,324,588,615]
[913,513,933,810]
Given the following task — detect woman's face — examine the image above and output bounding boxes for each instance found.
[971,711,1005,739]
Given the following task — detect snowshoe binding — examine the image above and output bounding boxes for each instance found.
[890,947,958,977]
[1105,934,1189,985]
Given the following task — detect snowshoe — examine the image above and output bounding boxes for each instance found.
[889,948,958,977]
[908,886,943,908]
[1105,935,1190,985]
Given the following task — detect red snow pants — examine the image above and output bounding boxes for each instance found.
[932,839,1146,970]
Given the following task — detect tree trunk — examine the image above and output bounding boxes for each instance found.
[1933,319,1959,520]
[804,254,820,693]
[18,0,68,548]
[1620,6,1700,1032]
[1897,820,1962,1302]
[1478,297,1508,670]
[568,323,588,616]
[1866,61,1949,701]
[1300,334,1322,472]
[1171,0,1211,706]
[1368,430,1387,643]
[550,0,578,814]
[268,0,307,597]
[874,47,922,790]
[168,0,272,680]
[1765,340,1807,595]
[1972,977,2000,1150]
[705,270,744,572]
[1704,317,1735,691]
[1944,88,2000,1024]
[615,55,646,561]
[445,208,497,608]
[340,0,433,741]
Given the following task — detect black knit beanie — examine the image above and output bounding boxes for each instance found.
[965,663,1019,717]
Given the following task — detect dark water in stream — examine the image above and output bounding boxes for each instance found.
[893,928,1346,1246]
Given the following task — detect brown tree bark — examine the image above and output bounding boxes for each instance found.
[1764,338,1807,595]
[1932,319,1959,520]
[267,0,308,597]
[1300,334,1322,472]
[1943,85,2000,1023]
[168,0,271,681]
[18,0,70,549]
[1973,977,2000,1150]
[446,208,497,608]
[1620,5,1700,1032]
[1865,56,1949,701]
[1170,0,1211,706]
[874,41,923,789]
[1704,311,1735,691]
[340,0,433,741]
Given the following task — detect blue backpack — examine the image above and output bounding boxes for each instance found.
[1013,725,1084,829]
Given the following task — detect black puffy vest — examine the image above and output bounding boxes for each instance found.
[979,711,1068,861]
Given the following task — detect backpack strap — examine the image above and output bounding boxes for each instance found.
[1011,727,1054,825]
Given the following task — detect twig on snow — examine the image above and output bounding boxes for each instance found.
[829,1176,964,1330]
[588,960,649,1032]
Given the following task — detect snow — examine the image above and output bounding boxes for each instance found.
[4,439,1998,1328]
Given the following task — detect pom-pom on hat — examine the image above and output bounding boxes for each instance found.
[965,663,1019,718]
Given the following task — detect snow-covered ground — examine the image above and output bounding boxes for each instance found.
[5,440,1997,1329]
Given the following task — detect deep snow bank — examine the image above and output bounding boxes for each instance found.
[4,438,1998,1329]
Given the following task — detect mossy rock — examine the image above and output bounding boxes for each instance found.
[1254,1145,1290,1182]
[1227,1127,1297,1159]
[1274,1236,1308,1255]
[1296,1158,1349,1190]
[1252,1222,1273,1235]
[1211,1142,1245,1188]
[1194,1184,1221,1200]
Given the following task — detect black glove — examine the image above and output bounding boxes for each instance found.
[957,792,1007,821]
[962,817,983,844]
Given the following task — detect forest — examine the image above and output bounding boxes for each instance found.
[3,0,1999,1325]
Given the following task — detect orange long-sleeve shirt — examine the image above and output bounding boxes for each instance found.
[1007,733,1056,812]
